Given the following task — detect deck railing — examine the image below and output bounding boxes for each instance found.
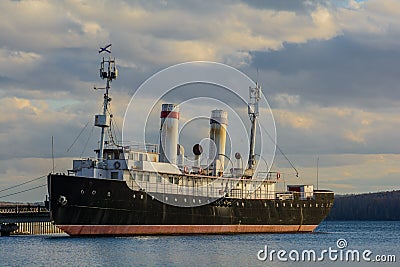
[127,170,284,200]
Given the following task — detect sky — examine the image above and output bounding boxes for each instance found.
[0,0,399,202]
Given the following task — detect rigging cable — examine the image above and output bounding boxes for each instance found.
[80,124,95,158]
[107,107,122,146]
[0,175,46,193]
[66,118,92,153]
[0,184,47,199]
[258,121,299,177]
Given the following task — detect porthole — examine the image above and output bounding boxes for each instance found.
[276,203,279,207]
[141,195,144,199]
[133,194,136,199]
[92,190,96,195]
[184,198,187,203]
[193,199,196,203]
[80,190,85,195]
[198,199,201,204]
[283,202,286,207]
[165,196,168,201]
[316,203,319,207]
[303,203,306,207]
[290,203,293,207]
[264,203,267,207]
[107,191,111,197]
[174,198,178,202]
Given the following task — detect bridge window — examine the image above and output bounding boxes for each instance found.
[111,172,119,179]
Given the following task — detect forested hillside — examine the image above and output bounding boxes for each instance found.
[326,190,400,220]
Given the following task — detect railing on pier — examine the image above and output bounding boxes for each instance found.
[0,204,48,214]
[0,204,64,235]
[15,221,64,235]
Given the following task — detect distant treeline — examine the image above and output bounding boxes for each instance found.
[326,190,400,220]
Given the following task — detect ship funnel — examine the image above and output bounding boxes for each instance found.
[159,104,179,164]
[209,110,228,176]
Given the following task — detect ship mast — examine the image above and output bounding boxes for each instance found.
[246,82,261,174]
[95,45,117,164]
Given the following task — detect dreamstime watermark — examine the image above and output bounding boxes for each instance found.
[257,238,396,263]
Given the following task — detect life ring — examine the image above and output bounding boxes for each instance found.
[58,195,67,206]
[277,172,280,179]
[114,161,121,169]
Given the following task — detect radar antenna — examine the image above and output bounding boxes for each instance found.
[94,44,118,165]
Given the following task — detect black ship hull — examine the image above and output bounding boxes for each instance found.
[48,174,334,236]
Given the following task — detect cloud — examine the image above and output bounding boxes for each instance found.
[270,103,400,155]
[273,109,314,130]
[0,0,399,201]
[274,153,400,194]
[0,0,345,68]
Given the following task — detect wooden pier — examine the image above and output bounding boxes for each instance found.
[0,204,64,235]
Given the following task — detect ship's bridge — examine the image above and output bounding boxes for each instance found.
[69,142,160,180]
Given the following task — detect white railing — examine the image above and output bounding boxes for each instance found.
[127,170,283,200]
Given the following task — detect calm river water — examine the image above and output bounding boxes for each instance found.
[1,221,398,266]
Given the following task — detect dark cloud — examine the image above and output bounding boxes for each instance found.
[241,0,310,13]
[249,37,400,109]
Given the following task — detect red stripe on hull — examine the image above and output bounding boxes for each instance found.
[57,225,318,236]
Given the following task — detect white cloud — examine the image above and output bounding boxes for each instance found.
[0,0,346,67]
[0,48,42,78]
[336,0,400,47]
[0,0,399,200]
